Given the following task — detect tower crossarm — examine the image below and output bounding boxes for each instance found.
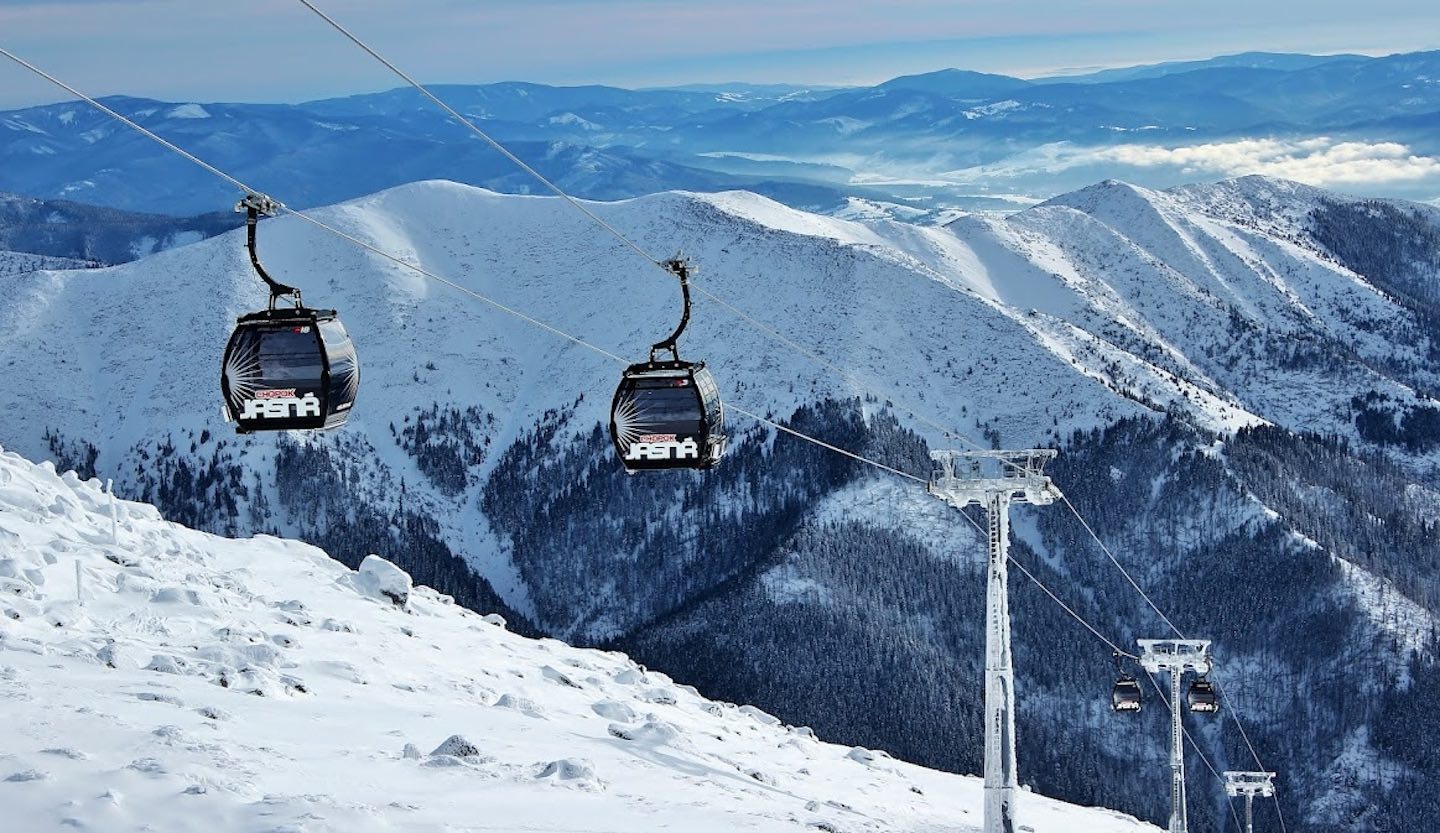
[1224,771,1277,797]
[927,448,1062,509]
[1138,639,1213,675]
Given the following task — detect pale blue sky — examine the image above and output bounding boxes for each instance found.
[1,0,1438,108]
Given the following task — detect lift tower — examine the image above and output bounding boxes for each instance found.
[928,449,1060,833]
[1225,771,1277,833]
[1138,639,1214,833]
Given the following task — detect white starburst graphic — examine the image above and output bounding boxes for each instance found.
[223,341,264,404]
[611,394,657,450]
[334,356,360,406]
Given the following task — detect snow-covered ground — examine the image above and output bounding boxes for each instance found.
[0,445,1158,833]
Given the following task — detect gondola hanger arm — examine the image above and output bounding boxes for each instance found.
[236,192,302,309]
[648,253,695,364]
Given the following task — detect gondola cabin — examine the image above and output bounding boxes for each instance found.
[221,307,359,434]
[610,360,725,471]
[1112,676,1142,713]
[1187,679,1219,714]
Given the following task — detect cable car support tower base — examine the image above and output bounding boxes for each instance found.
[927,449,1061,833]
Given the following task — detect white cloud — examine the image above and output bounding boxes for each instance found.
[1088,137,1440,185]
[944,137,1440,188]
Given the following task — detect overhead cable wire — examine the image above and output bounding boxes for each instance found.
[0,46,254,194]
[726,402,927,484]
[1059,492,1188,639]
[691,285,977,442]
[1006,553,1137,659]
[293,0,665,272]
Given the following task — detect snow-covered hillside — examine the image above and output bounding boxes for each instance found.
[0,444,1157,833]
[0,249,89,276]
[3,175,1432,467]
[0,175,1435,597]
[1,176,1437,829]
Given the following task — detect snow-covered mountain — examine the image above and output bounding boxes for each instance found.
[1,175,1437,830]
[5,175,1431,490]
[0,249,91,277]
[0,192,234,265]
[0,444,1159,832]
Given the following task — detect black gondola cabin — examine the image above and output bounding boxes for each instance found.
[220,193,360,435]
[609,256,725,472]
[1112,676,1142,713]
[222,307,359,433]
[610,360,724,471]
[1187,679,1219,714]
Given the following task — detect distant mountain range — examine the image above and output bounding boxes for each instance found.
[0,192,235,264]
[3,50,1439,219]
[1037,51,1370,84]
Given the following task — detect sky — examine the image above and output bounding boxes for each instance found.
[0,0,1438,108]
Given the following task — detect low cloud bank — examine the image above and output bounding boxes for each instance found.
[946,137,1440,188]
[1091,138,1440,185]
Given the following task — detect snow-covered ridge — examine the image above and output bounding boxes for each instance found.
[0,175,1435,636]
[0,249,89,277]
[2,175,1432,474]
[0,445,1155,832]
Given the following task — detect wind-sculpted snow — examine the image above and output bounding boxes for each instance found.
[0,445,1158,833]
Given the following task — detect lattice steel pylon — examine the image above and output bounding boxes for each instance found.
[927,449,1061,833]
[1138,639,1214,833]
[1225,771,1277,833]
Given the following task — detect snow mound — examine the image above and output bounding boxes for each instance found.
[535,757,602,790]
[0,445,1157,832]
[430,734,483,758]
[350,553,412,607]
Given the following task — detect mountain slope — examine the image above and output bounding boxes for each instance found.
[1,176,1437,830]
[0,443,1157,833]
[0,249,92,276]
[0,192,234,264]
